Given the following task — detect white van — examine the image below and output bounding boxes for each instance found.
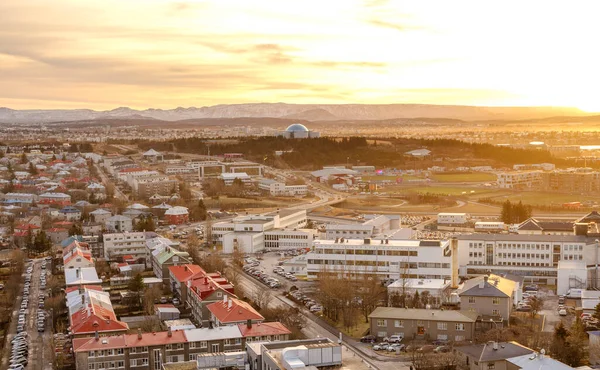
[566,288,584,298]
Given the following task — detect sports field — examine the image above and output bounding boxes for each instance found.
[431,173,497,183]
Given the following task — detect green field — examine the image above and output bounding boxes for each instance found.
[362,175,419,182]
[382,185,503,197]
[500,192,598,206]
[431,173,497,183]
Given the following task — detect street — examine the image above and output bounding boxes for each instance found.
[1,258,53,370]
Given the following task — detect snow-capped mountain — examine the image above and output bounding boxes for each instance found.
[0,103,588,124]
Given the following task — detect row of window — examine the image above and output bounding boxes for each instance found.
[88,361,125,369]
[316,249,419,256]
[377,319,466,331]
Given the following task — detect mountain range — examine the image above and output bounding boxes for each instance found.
[0,103,591,124]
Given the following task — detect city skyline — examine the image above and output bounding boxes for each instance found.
[2,0,599,111]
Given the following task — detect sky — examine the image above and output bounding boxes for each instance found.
[1,0,600,111]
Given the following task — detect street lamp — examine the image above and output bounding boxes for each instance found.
[489,318,499,343]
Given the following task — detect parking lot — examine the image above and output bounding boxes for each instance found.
[0,258,54,370]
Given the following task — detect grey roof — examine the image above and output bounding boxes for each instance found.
[459,275,516,298]
[368,307,478,323]
[183,326,242,341]
[507,354,574,370]
[457,234,590,243]
[456,341,533,362]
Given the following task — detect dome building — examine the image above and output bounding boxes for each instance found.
[279,123,320,139]
[164,206,189,225]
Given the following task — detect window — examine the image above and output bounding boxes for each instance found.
[492,297,500,305]
[116,348,123,355]
[492,309,500,316]
[89,364,95,370]
[437,334,448,340]
[377,319,387,327]
[377,331,387,338]
[437,322,447,330]
[455,335,465,342]
[455,323,465,331]
[211,344,220,352]
[89,351,95,357]
[200,341,207,348]
[117,361,124,369]
[488,362,495,370]
[394,320,404,328]
[189,354,197,361]
[468,297,475,304]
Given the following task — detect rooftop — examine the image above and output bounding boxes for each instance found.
[456,341,533,362]
[507,353,575,370]
[459,274,516,298]
[368,307,478,322]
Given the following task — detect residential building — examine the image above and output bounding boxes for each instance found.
[39,192,72,205]
[164,206,189,225]
[152,245,192,285]
[73,322,291,370]
[66,285,128,338]
[187,273,236,325]
[458,274,517,326]
[105,215,133,233]
[90,208,112,224]
[306,238,453,281]
[455,341,534,370]
[497,171,543,189]
[208,296,263,327]
[168,264,206,304]
[136,176,179,199]
[103,232,147,262]
[63,241,94,269]
[263,229,314,250]
[516,218,574,235]
[65,267,102,287]
[369,307,478,342]
[60,206,82,221]
[387,278,451,307]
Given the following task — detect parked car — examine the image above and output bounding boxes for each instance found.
[386,334,404,343]
[360,335,376,343]
[387,343,405,352]
[434,345,451,353]
[558,309,567,316]
[373,343,389,351]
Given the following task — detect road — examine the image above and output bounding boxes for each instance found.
[237,261,408,370]
[94,164,128,201]
[1,259,53,370]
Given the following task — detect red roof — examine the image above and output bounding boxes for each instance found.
[119,168,147,173]
[47,227,68,233]
[237,322,291,337]
[15,223,40,230]
[66,285,103,294]
[207,297,264,324]
[13,231,28,237]
[70,307,128,335]
[169,264,206,284]
[64,248,93,266]
[189,276,235,301]
[73,330,186,352]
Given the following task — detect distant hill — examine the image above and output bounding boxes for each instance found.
[0,103,590,124]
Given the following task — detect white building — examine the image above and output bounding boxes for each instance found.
[103,232,147,262]
[557,260,588,296]
[306,238,453,281]
[497,171,543,189]
[213,209,308,253]
[474,222,506,232]
[387,278,451,306]
[324,215,404,240]
[437,213,469,225]
[456,233,600,285]
[219,172,251,186]
[105,215,133,233]
[258,178,308,197]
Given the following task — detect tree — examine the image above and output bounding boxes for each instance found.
[128,273,145,308]
[201,253,227,273]
[253,287,272,310]
[28,162,38,175]
[134,215,156,232]
[20,152,28,164]
[593,302,600,321]
[143,286,162,315]
[412,291,421,308]
[69,222,83,236]
[357,274,386,322]
[189,199,208,221]
[261,307,306,339]
[528,296,543,320]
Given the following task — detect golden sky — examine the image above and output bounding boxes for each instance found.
[2,0,599,111]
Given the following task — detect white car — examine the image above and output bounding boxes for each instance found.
[559,309,567,316]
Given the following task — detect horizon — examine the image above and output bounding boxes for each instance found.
[2,0,600,112]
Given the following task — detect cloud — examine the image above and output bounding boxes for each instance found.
[367,19,422,32]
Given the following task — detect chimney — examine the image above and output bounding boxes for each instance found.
[450,238,459,289]
[484,275,489,282]
[479,280,485,289]
[138,328,142,340]
[76,268,80,278]
[228,299,233,310]
[205,277,208,284]
[187,280,191,289]
[247,319,252,329]
[492,342,499,350]
[94,330,99,341]
[167,327,172,337]
[223,295,227,304]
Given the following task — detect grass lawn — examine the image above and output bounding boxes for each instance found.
[500,192,598,206]
[362,175,419,182]
[431,173,497,183]
[324,317,370,338]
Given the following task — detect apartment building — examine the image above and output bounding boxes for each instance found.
[66,286,128,338]
[208,296,264,327]
[63,241,94,269]
[248,338,341,370]
[151,245,192,285]
[136,176,179,199]
[187,274,236,324]
[455,342,535,370]
[105,215,133,233]
[168,264,205,304]
[369,307,478,342]
[103,232,147,262]
[73,323,291,370]
[544,169,600,193]
[263,229,314,250]
[437,213,469,225]
[458,275,517,326]
[306,238,454,281]
[496,171,543,189]
[165,166,195,175]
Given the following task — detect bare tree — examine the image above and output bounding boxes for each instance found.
[253,287,273,310]
[357,273,386,322]
[143,286,162,315]
[139,316,161,333]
